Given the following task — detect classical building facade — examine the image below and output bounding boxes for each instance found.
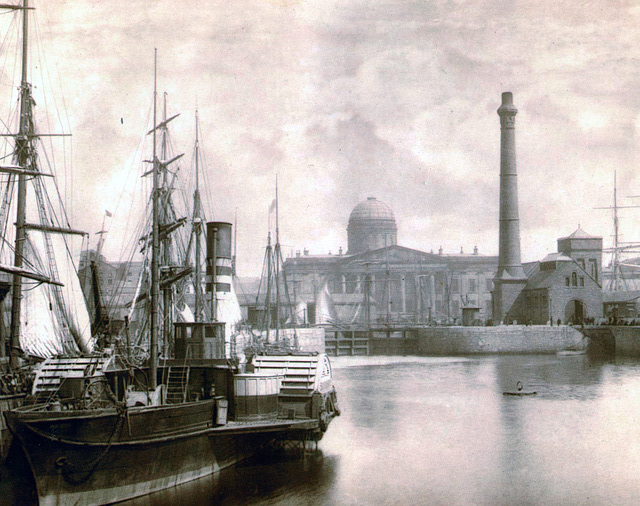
[281,197,604,327]
[283,197,498,326]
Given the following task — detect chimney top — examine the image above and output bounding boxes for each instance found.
[498,91,517,115]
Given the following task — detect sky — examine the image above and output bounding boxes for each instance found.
[1,0,640,276]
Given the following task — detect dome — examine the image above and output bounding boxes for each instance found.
[348,197,395,222]
[347,197,397,254]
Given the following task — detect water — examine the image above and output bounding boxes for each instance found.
[7,355,640,504]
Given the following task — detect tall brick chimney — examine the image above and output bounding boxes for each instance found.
[492,92,528,323]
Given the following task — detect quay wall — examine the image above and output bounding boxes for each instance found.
[583,326,640,357]
[416,325,585,355]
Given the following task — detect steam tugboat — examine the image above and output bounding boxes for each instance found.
[3,5,339,503]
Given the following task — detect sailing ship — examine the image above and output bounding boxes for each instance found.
[250,177,300,352]
[4,5,339,504]
[0,0,96,457]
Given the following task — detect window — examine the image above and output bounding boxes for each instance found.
[571,272,577,287]
[589,259,598,282]
[565,277,570,287]
[469,279,476,292]
[580,277,585,287]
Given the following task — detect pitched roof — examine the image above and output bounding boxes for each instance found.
[523,263,559,290]
[540,253,573,263]
[559,226,596,240]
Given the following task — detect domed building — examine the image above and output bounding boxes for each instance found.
[347,197,397,254]
[280,197,499,327]
[274,196,603,330]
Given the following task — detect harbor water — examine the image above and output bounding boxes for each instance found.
[6,354,640,504]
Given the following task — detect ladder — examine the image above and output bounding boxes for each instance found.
[166,366,190,404]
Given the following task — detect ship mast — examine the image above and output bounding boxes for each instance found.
[193,110,202,323]
[150,49,159,390]
[160,93,171,354]
[274,175,280,341]
[9,0,31,368]
[612,171,622,291]
[596,171,640,292]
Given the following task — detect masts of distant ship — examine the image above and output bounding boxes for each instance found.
[275,175,280,342]
[595,170,640,291]
[255,177,295,341]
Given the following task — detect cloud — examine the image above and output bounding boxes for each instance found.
[1,0,639,275]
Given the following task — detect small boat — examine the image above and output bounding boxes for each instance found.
[557,349,586,356]
[503,381,537,396]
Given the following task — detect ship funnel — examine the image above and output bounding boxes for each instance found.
[206,221,232,294]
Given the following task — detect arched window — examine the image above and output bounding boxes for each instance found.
[571,272,577,287]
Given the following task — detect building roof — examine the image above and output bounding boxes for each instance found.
[348,197,395,223]
[524,258,600,291]
[558,226,597,240]
[522,263,558,290]
[540,253,573,263]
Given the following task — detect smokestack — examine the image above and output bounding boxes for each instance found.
[206,221,233,294]
[496,92,526,280]
[492,92,527,323]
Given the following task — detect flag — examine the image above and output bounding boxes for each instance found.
[268,199,276,213]
[105,210,113,217]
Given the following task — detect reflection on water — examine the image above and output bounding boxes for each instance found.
[127,449,339,506]
[6,355,640,505]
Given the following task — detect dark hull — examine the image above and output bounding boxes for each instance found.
[5,401,319,505]
[0,394,26,461]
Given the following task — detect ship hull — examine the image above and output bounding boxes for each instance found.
[0,394,25,460]
[5,400,319,505]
